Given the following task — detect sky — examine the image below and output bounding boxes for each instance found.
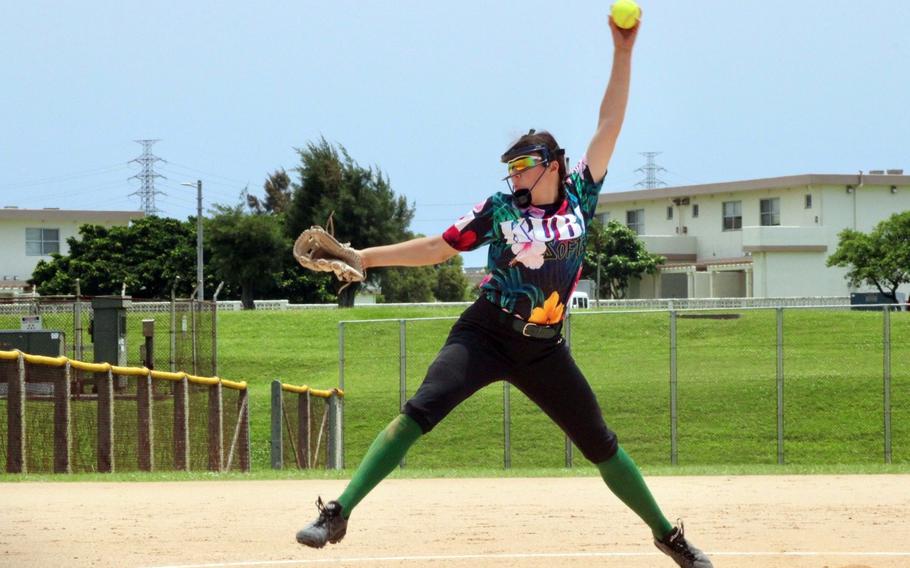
[2,0,908,267]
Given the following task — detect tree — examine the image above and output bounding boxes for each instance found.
[205,204,289,309]
[246,169,292,214]
[582,219,665,299]
[30,217,200,298]
[827,210,910,303]
[434,255,469,301]
[284,138,416,306]
[380,266,436,303]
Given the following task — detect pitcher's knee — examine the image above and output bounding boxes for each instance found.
[577,429,619,463]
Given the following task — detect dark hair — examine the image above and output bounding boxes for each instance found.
[501,129,567,180]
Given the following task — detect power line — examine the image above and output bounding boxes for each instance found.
[129,139,166,216]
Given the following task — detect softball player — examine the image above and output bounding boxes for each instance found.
[297,15,713,568]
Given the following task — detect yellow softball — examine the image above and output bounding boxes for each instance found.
[611,0,641,29]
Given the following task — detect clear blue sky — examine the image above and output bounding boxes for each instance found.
[2,0,908,267]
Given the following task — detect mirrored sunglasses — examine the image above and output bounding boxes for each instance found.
[506,155,546,176]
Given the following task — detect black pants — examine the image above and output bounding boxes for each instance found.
[403,298,618,463]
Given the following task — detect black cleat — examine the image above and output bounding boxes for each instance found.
[654,521,713,568]
[296,497,348,548]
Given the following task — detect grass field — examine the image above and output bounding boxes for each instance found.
[3,303,908,475]
[214,304,910,472]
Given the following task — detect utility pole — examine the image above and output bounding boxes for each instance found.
[181,180,204,301]
[634,151,668,189]
[129,140,166,215]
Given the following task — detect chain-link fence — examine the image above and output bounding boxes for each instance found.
[270,380,343,470]
[339,304,909,468]
[0,297,216,376]
[0,350,249,474]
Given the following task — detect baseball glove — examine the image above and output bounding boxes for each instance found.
[293,224,366,283]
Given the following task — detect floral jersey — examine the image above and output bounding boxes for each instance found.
[442,157,604,323]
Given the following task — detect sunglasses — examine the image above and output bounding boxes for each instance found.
[504,155,547,178]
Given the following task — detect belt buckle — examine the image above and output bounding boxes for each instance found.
[521,322,535,337]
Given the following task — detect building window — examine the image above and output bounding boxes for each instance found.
[692,204,699,218]
[626,209,644,234]
[805,194,812,209]
[760,198,781,226]
[722,201,742,231]
[666,206,673,220]
[26,228,60,256]
[597,212,610,225]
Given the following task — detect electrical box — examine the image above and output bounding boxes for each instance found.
[0,330,65,396]
[0,330,65,356]
[91,296,131,366]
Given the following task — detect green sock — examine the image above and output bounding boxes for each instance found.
[596,446,673,539]
[336,414,423,518]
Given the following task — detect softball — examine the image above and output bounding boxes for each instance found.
[611,0,641,29]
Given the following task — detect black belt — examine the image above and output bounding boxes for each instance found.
[511,318,560,339]
[500,313,561,339]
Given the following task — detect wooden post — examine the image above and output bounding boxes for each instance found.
[238,388,251,472]
[298,391,311,468]
[173,377,189,471]
[54,363,72,473]
[97,369,114,472]
[137,372,154,471]
[327,392,343,470]
[208,381,223,472]
[7,356,26,474]
[270,380,282,469]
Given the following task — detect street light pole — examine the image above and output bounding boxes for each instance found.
[181,180,204,301]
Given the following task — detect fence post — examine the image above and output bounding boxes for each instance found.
[97,369,114,472]
[7,354,26,473]
[669,309,678,466]
[298,390,311,468]
[208,380,224,472]
[338,322,346,468]
[883,305,892,465]
[174,376,189,471]
[238,387,251,472]
[776,307,785,465]
[191,300,199,375]
[54,363,72,473]
[503,382,511,469]
[74,283,83,360]
[327,391,343,470]
[563,313,574,468]
[169,291,177,373]
[137,372,154,472]
[399,319,407,469]
[271,380,283,469]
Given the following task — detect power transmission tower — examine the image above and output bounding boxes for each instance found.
[129,139,166,215]
[634,151,668,189]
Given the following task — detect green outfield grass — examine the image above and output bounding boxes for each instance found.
[3,304,908,476]
[213,305,910,472]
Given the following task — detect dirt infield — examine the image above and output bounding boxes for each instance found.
[1,475,909,568]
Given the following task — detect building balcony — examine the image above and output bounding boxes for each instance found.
[741,225,828,252]
[639,235,698,260]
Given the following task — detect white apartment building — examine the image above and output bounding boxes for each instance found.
[0,207,143,295]
[595,172,910,299]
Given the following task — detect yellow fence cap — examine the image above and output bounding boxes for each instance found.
[110,365,150,377]
[23,353,68,367]
[69,360,112,373]
[0,349,22,361]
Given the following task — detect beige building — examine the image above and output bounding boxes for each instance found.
[0,207,143,294]
[596,172,910,299]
